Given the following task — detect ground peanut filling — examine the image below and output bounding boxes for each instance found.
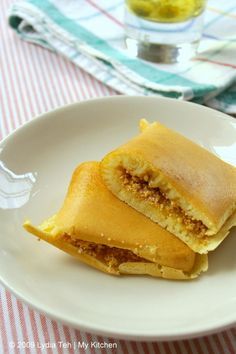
[62,235,146,268]
[121,171,207,238]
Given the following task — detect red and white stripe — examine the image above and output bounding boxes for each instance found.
[0,1,236,353]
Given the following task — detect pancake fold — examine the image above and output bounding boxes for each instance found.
[24,162,207,279]
[100,120,236,253]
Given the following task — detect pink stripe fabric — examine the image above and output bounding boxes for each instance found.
[84,0,124,28]
[0,1,236,354]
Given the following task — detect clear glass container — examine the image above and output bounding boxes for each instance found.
[125,0,207,63]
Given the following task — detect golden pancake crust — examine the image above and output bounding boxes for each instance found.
[24,162,208,279]
[100,121,236,253]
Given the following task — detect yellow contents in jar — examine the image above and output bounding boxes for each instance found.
[126,0,206,23]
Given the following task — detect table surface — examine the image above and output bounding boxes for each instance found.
[1,1,236,353]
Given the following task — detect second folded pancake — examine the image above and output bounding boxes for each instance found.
[101,120,236,253]
[24,162,207,279]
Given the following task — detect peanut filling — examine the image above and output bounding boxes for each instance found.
[121,171,207,238]
[62,235,146,269]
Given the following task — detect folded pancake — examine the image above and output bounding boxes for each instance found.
[24,162,207,279]
[100,120,236,253]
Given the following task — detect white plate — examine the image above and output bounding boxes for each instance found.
[0,96,235,341]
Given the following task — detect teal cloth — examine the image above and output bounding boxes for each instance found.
[9,0,236,113]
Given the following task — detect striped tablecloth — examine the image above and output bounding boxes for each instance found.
[1,1,236,353]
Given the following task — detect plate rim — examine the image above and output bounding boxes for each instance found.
[0,96,235,341]
[1,95,235,147]
[1,276,236,341]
